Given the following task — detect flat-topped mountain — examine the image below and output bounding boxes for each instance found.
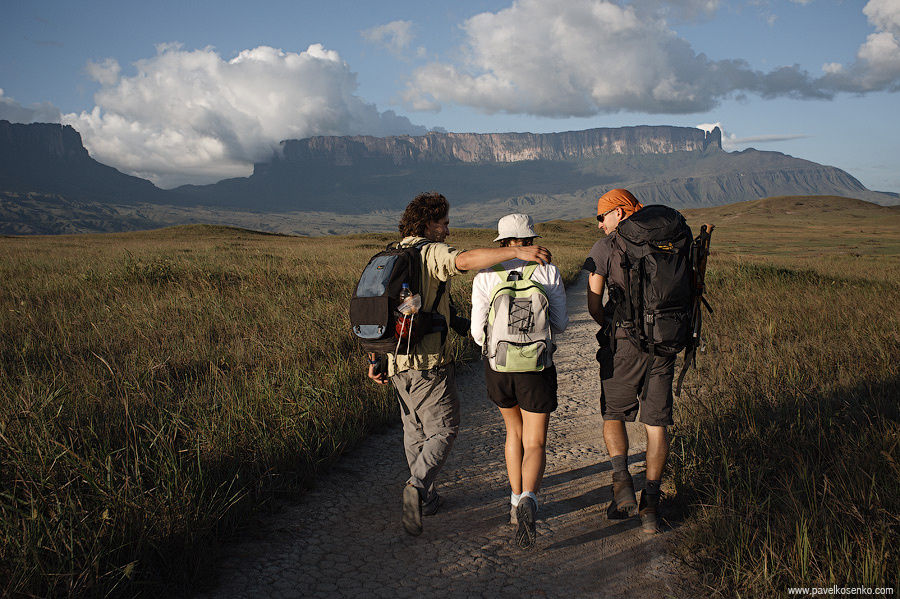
[0,120,165,205]
[177,125,893,214]
[270,125,722,167]
[1,121,897,235]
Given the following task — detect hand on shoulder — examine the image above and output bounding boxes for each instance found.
[516,244,551,265]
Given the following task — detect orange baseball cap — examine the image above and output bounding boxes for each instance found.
[597,188,643,218]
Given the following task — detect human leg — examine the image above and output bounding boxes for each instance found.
[394,379,426,474]
[603,419,629,458]
[513,410,549,549]
[392,365,459,535]
[485,360,526,523]
[407,364,460,494]
[600,341,646,517]
[600,340,642,460]
[392,371,426,535]
[391,370,428,482]
[521,410,550,494]
[644,424,669,481]
[498,406,524,495]
[637,353,676,533]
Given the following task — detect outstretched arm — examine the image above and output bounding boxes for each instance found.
[455,245,551,272]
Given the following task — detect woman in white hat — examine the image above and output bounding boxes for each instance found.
[470,213,568,548]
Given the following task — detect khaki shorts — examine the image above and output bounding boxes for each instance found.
[598,338,675,426]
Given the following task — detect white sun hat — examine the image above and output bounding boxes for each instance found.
[493,213,542,242]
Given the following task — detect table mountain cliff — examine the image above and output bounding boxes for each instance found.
[176,125,894,214]
[0,120,166,205]
[271,125,722,166]
[1,121,896,234]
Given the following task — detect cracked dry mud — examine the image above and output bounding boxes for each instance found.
[195,274,692,598]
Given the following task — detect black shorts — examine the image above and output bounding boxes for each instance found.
[483,358,558,414]
[598,338,675,426]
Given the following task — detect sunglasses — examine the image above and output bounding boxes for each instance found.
[597,209,615,223]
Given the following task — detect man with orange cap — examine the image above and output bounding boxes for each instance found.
[583,188,675,534]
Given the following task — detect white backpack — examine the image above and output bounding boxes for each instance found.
[483,262,553,372]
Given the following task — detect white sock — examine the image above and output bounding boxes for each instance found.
[510,492,521,506]
[521,491,538,509]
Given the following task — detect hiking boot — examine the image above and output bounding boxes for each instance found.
[638,489,660,534]
[401,483,423,536]
[422,491,443,517]
[515,496,537,549]
[510,503,518,525]
[607,471,637,519]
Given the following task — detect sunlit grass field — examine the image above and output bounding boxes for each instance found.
[672,196,900,594]
[1,196,897,597]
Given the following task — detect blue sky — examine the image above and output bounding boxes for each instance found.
[2,0,898,192]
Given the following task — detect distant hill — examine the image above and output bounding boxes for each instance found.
[1,120,898,235]
[683,194,900,223]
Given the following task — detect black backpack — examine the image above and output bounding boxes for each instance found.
[608,205,712,396]
[349,240,446,355]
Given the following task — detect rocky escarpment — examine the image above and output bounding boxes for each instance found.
[173,124,896,215]
[266,125,722,170]
[0,120,164,205]
[3,120,896,235]
[0,119,89,162]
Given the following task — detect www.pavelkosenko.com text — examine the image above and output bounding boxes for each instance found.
[787,587,895,596]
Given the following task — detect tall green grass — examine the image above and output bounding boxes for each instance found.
[1,227,400,596]
[670,258,899,594]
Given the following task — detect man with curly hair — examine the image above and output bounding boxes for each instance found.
[367,192,553,537]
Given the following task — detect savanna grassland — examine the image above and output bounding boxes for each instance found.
[674,196,900,594]
[0,218,594,598]
[1,196,897,597]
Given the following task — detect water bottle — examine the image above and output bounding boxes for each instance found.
[396,283,420,340]
[399,283,412,306]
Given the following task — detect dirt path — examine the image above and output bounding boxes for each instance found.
[195,273,691,599]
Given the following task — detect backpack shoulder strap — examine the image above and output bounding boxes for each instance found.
[521,262,539,281]
[432,280,446,312]
[406,240,446,313]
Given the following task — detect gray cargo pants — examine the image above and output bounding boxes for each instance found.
[390,363,460,497]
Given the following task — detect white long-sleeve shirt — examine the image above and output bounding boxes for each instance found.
[470,258,568,346]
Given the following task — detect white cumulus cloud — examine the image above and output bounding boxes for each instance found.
[0,89,61,124]
[403,0,831,116]
[821,0,900,91]
[404,0,900,118]
[85,58,121,85]
[864,0,900,35]
[362,20,416,55]
[63,44,427,188]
